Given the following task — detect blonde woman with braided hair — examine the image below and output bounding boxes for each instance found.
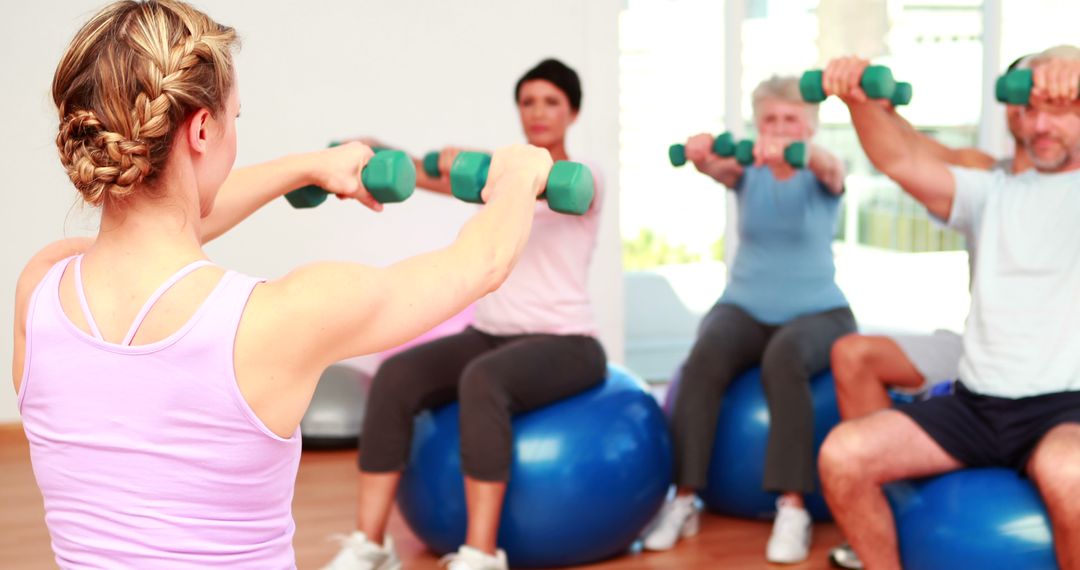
[14,1,554,567]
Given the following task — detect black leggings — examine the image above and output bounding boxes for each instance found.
[359,327,607,481]
[671,303,856,493]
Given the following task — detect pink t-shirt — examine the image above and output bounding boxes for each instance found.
[472,163,603,337]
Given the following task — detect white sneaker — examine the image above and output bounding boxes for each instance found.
[641,494,703,551]
[439,545,508,570]
[322,531,401,570]
[766,497,812,564]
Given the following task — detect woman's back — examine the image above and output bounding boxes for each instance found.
[16,1,553,566]
[20,256,301,569]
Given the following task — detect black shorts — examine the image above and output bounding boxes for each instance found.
[899,381,1080,473]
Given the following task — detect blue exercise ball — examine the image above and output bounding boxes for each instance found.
[885,468,1056,569]
[396,365,673,568]
[664,366,839,521]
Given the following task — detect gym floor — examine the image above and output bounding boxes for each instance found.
[0,425,843,569]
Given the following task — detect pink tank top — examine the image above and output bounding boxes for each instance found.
[18,256,301,569]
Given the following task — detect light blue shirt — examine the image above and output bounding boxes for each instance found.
[720,166,848,324]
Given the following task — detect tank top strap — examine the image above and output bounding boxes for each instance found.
[72,255,104,341]
[120,259,216,346]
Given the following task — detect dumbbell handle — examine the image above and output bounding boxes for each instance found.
[800,65,906,104]
[285,146,415,209]
[669,132,737,167]
[669,134,806,168]
[731,139,807,168]
[423,149,494,178]
[449,152,594,216]
[996,68,1080,106]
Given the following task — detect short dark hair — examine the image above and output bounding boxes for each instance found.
[515,58,582,112]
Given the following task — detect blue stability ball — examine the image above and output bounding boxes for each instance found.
[396,365,673,568]
[665,366,839,521]
[886,468,1056,570]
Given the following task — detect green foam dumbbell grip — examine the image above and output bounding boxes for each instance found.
[800,65,897,103]
[285,150,417,209]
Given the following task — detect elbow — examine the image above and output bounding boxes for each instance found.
[477,243,516,295]
[482,266,511,296]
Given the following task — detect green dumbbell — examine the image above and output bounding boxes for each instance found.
[449,151,595,215]
[285,145,416,209]
[731,139,808,168]
[800,65,901,103]
[993,68,1078,106]
[669,132,737,167]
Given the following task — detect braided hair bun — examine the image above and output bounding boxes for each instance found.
[51,0,238,206]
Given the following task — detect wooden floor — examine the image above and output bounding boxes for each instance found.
[0,424,843,569]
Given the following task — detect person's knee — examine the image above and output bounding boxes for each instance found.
[819,423,855,476]
[368,355,431,412]
[1031,424,1080,500]
[458,360,507,408]
[761,335,815,383]
[819,421,879,487]
[831,334,873,381]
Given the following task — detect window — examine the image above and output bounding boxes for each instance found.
[621,0,1005,378]
[620,0,727,271]
[1001,0,1080,64]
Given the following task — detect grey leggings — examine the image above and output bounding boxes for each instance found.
[671,303,856,493]
[360,327,607,481]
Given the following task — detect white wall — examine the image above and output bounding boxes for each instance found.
[0,0,622,422]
